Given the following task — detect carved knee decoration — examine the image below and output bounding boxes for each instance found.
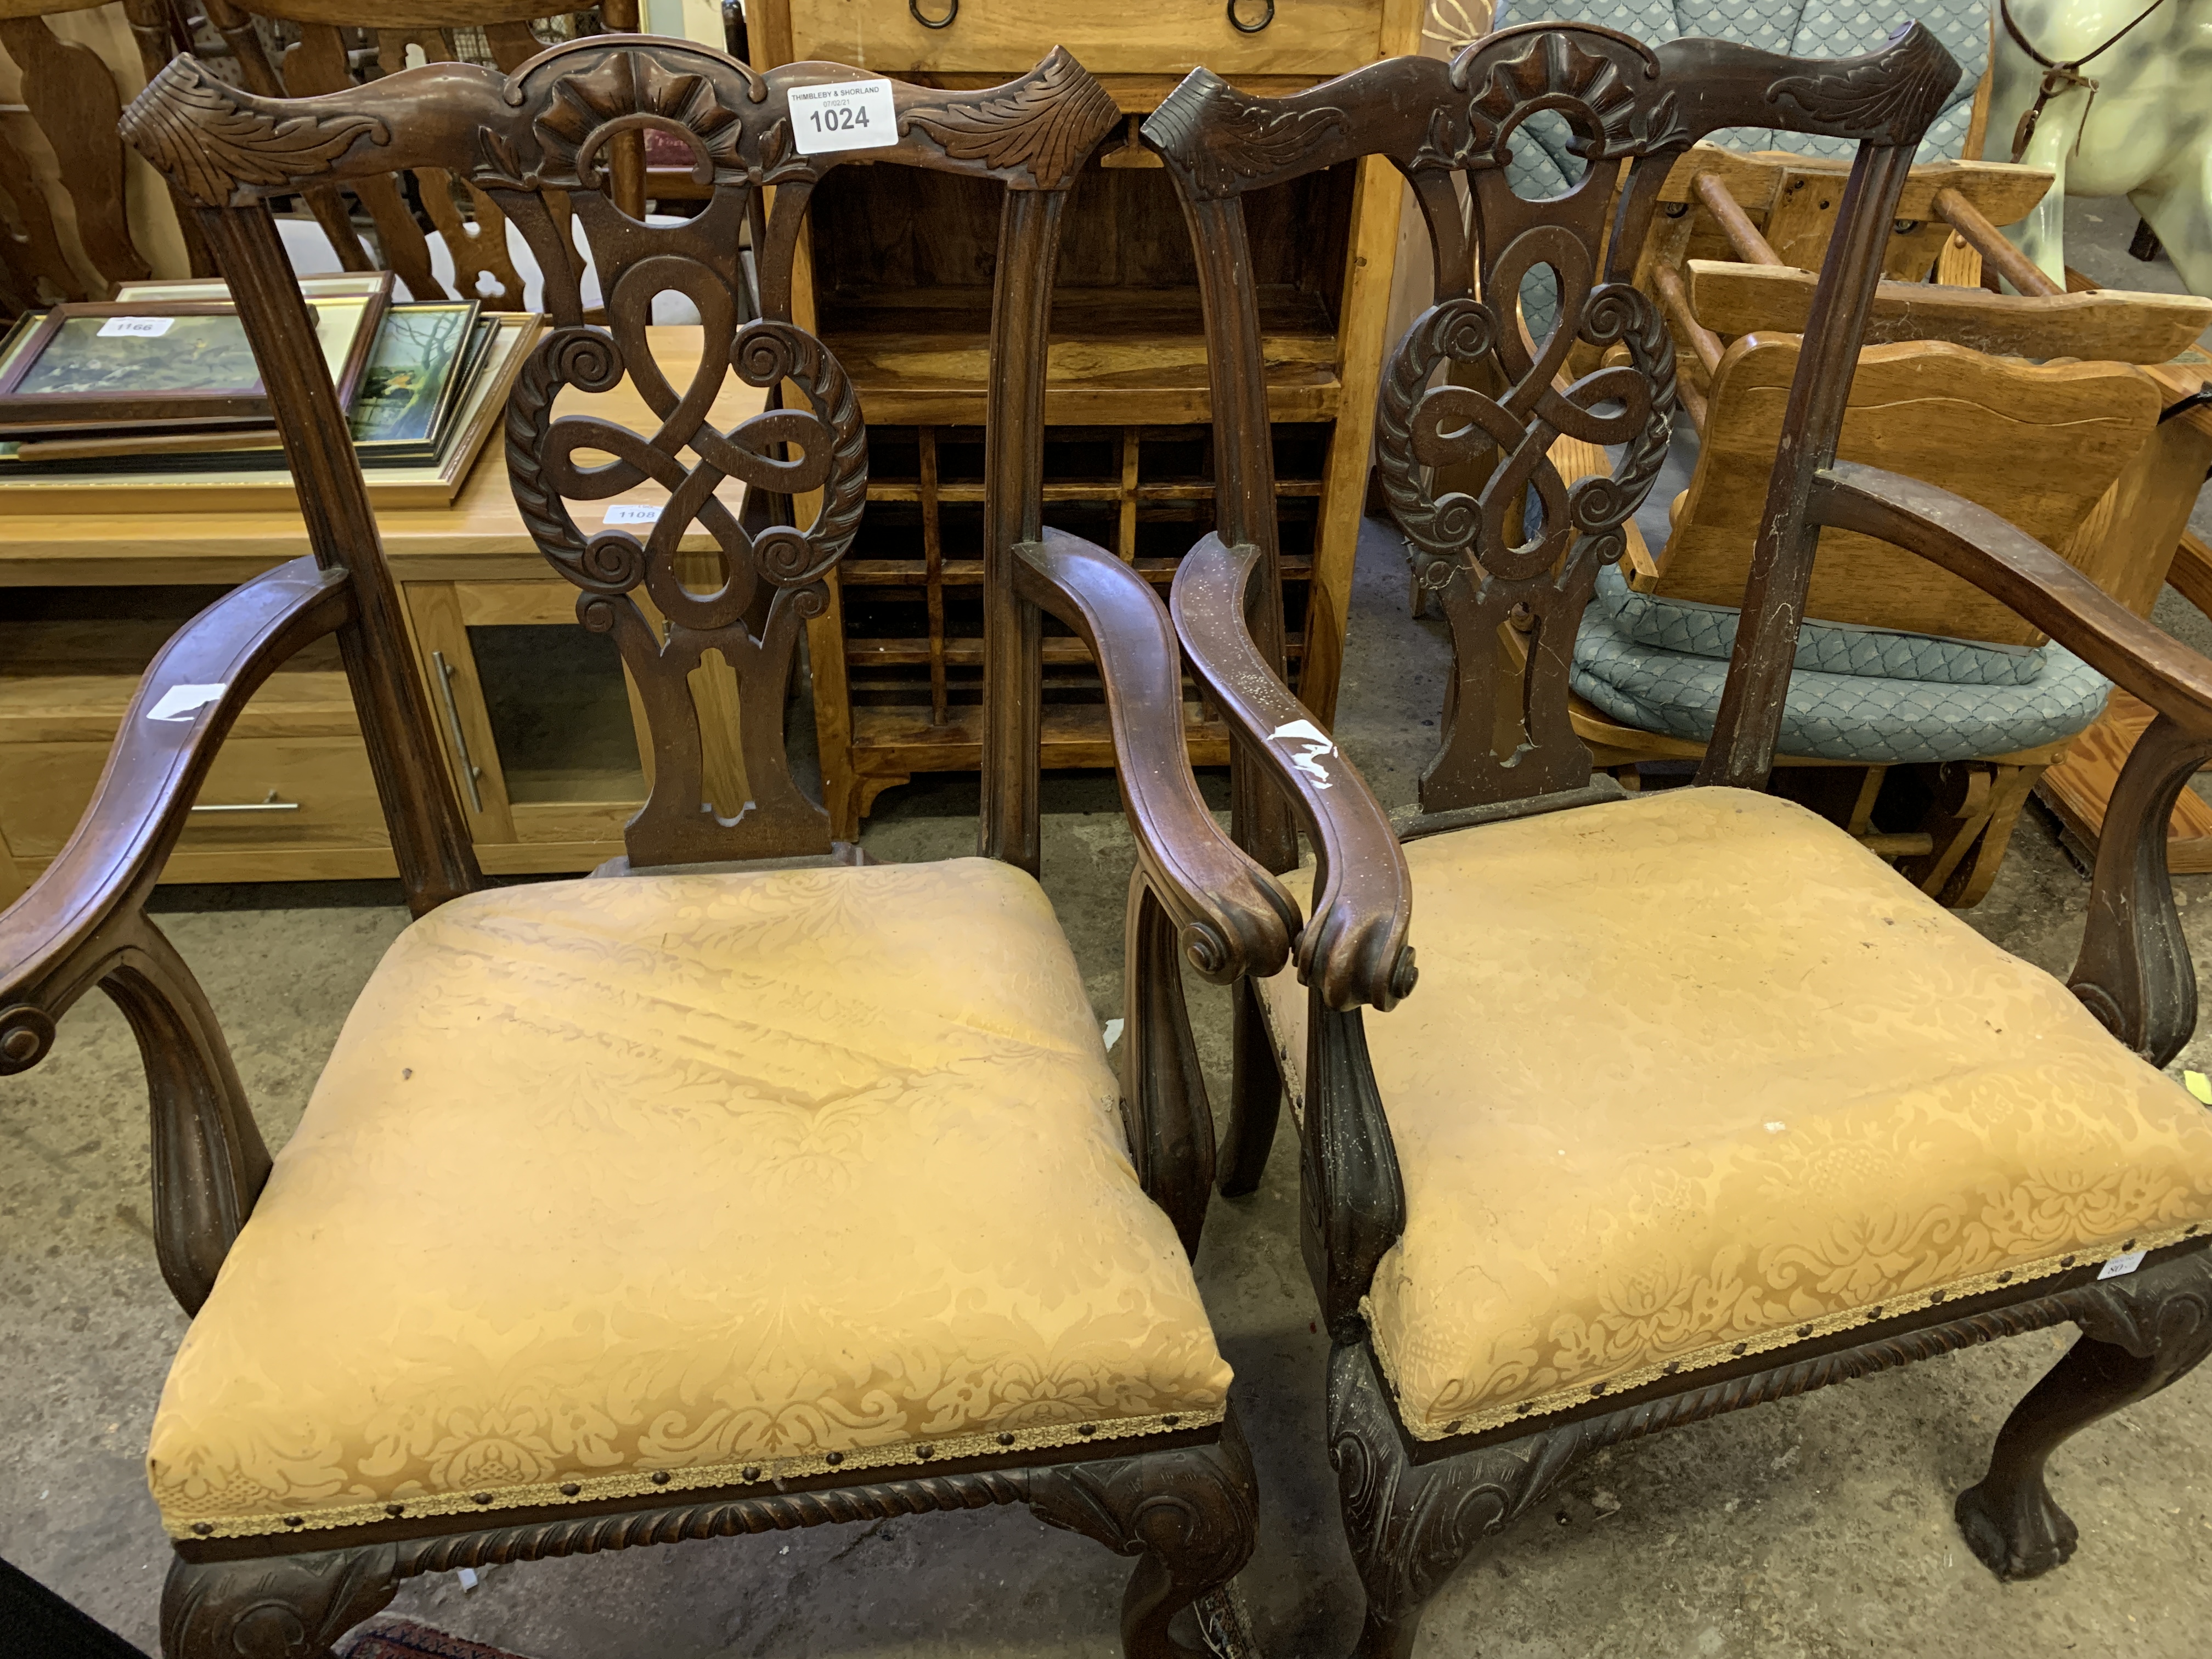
[1328,1342,1585,1659]
[162,1547,400,1659]
[1026,1411,1259,1659]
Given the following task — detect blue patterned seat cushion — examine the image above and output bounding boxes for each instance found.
[1594,565,2045,685]
[1571,598,2111,764]
[1488,0,1991,334]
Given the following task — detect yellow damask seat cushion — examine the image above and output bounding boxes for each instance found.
[1260,788,2212,1442]
[150,860,1229,1541]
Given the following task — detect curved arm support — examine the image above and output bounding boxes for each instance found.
[1813,462,2212,1062]
[1012,527,1299,986]
[0,558,353,1309]
[1169,535,1416,1013]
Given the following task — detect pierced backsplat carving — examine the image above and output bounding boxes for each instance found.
[505,307,865,862]
[1371,31,1682,815]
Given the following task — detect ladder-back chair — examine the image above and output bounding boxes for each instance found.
[1149,23,2212,1656]
[0,36,1295,1657]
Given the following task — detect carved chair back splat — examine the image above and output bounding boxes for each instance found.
[1158,24,2212,1657]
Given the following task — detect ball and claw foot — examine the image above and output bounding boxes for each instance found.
[1953,1250,2212,1584]
[1954,1480,2078,1581]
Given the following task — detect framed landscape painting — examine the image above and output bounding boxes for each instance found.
[0,293,387,429]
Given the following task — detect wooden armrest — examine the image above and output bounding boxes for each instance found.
[1,556,356,1066]
[1814,462,2212,1063]
[1814,464,2212,731]
[0,556,352,1313]
[1168,534,1415,1014]
[1012,528,1299,988]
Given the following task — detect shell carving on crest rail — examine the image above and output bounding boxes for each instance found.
[1441,27,1672,171]
[526,47,765,192]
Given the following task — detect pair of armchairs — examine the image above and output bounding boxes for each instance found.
[4,21,2212,1659]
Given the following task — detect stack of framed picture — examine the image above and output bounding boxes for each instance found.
[0,273,541,512]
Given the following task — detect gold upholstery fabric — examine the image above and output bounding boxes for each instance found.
[1259,789,2212,1441]
[150,861,1229,1540]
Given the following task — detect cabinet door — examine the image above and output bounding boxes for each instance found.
[781,0,1389,78]
[407,581,654,873]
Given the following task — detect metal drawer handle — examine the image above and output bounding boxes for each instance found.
[432,650,486,813]
[1227,0,1274,32]
[910,0,957,27]
[191,791,298,814]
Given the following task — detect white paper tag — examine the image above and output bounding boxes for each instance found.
[604,504,662,525]
[146,683,228,722]
[1102,1019,1124,1051]
[98,315,175,338]
[1269,718,1338,790]
[788,78,898,156]
[2097,1250,2147,1280]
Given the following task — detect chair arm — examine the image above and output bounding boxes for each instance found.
[1814,464,2212,733]
[1012,528,1300,986]
[0,557,352,1313]
[1167,534,1416,1014]
[1814,461,2212,1062]
[1,557,354,1070]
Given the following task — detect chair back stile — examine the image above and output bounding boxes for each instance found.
[1146,22,1960,826]
[121,36,1122,879]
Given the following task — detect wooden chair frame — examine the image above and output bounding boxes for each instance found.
[1149,22,2212,1657]
[0,35,1304,1658]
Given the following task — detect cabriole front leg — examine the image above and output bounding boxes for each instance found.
[1026,1410,1259,1659]
[1956,1249,2212,1579]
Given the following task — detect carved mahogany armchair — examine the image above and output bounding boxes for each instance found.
[0,37,1297,1658]
[1148,22,2212,1656]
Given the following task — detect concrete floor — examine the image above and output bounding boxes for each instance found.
[7,207,2212,1656]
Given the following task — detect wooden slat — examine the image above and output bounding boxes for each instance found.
[1935,187,2062,300]
[921,425,946,725]
[1685,261,2212,365]
[1657,148,2053,228]
[1691,170,1779,267]
[1656,335,2162,646]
